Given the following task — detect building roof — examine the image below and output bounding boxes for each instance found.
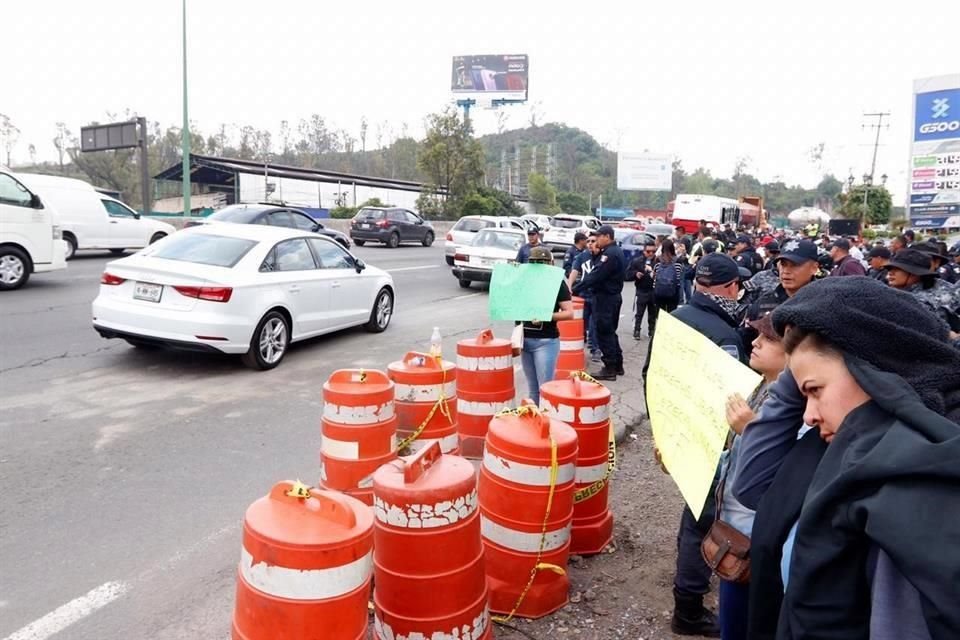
[154,153,442,194]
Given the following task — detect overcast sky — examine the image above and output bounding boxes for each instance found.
[5,0,958,204]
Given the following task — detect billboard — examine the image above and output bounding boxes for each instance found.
[908,76,960,229]
[80,122,140,152]
[451,54,528,99]
[617,152,673,191]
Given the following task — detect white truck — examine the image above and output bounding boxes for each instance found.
[0,167,68,290]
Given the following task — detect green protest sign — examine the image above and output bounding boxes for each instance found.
[488,263,565,321]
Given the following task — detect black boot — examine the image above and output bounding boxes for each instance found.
[671,590,720,637]
[633,329,641,340]
[590,365,618,381]
[615,363,625,376]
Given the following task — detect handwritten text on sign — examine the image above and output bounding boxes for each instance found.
[645,313,761,519]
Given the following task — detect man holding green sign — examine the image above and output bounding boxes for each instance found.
[489,246,574,404]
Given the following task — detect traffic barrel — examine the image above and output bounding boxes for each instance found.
[320,369,398,506]
[388,352,459,455]
[232,481,374,640]
[571,296,585,320]
[540,374,615,555]
[456,329,516,458]
[372,442,491,639]
[479,401,578,619]
[554,319,586,380]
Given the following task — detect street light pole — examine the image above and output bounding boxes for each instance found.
[181,0,191,217]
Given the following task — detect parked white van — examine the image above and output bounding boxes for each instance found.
[0,167,67,290]
[17,173,175,259]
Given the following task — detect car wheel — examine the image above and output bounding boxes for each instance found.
[109,249,126,255]
[149,233,167,244]
[458,279,471,289]
[64,233,78,260]
[387,232,400,249]
[422,231,434,247]
[242,310,290,370]
[354,239,365,246]
[365,288,393,333]
[445,256,454,266]
[0,247,30,291]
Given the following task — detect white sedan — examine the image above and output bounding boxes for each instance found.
[451,228,526,289]
[92,224,395,370]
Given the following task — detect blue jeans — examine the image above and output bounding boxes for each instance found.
[521,337,560,406]
[719,579,749,640]
[583,296,598,354]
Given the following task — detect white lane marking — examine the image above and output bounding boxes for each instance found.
[452,292,482,300]
[2,581,130,640]
[386,265,441,273]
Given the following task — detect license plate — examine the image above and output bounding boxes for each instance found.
[362,223,372,229]
[481,258,494,266]
[133,281,162,302]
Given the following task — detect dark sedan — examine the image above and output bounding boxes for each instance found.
[184,204,351,248]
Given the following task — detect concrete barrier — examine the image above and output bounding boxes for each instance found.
[152,216,457,238]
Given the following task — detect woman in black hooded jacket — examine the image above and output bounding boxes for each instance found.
[767,277,960,640]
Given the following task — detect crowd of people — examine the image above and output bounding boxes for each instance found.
[508,219,960,638]
[637,223,960,640]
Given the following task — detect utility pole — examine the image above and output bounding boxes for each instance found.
[862,111,890,182]
[181,0,191,216]
[861,111,890,226]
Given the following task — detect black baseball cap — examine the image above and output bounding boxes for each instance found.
[867,246,891,259]
[596,224,616,238]
[526,227,539,236]
[765,241,781,253]
[776,239,818,265]
[828,238,851,251]
[695,253,741,285]
[702,239,719,254]
[736,234,752,245]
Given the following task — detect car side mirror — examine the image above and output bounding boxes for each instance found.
[354,258,366,273]
[311,223,321,232]
[133,211,141,219]
[30,194,42,209]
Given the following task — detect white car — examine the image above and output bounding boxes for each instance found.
[444,215,525,265]
[92,224,395,370]
[451,228,526,289]
[521,214,553,232]
[542,214,601,253]
[16,172,175,259]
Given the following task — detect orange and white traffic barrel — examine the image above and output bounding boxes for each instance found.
[554,319,586,380]
[372,442,491,639]
[456,329,516,458]
[320,369,398,506]
[388,352,459,455]
[479,401,578,619]
[540,374,615,555]
[571,296,585,320]
[232,481,374,640]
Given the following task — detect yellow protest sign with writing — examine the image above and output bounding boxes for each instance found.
[645,313,761,520]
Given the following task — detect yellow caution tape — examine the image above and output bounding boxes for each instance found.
[396,358,454,453]
[573,419,617,504]
[492,434,563,624]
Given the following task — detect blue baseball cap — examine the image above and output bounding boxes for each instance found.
[776,239,818,265]
[695,253,741,285]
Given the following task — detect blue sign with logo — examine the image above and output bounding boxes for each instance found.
[915,88,960,141]
[910,193,937,205]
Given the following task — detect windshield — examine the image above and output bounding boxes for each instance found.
[454,218,493,233]
[354,208,386,220]
[206,206,263,223]
[474,230,524,251]
[149,233,257,267]
[552,217,584,229]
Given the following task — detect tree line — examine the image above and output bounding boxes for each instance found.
[2,108,891,223]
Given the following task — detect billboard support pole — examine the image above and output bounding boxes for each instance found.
[181,0,191,217]
[137,116,150,215]
[456,99,475,130]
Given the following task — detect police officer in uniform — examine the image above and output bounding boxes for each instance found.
[732,234,763,276]
[915,241,958,285]
[562,232,588,277]
[573,224,625,380]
